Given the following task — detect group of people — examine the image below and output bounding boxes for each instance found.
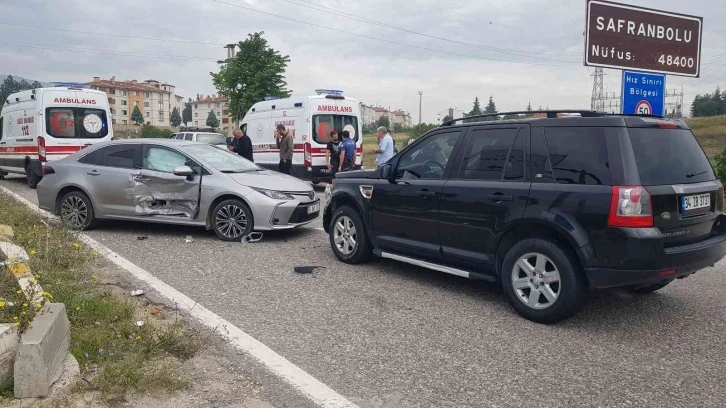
[227,124,399,178]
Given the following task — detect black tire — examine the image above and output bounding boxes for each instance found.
[211,199,253,242]
[329,205,372,264]
[26,164,42,189]
[0,171,7,180]
[59,191,96,231]
[631,281,671,294]
[501,238,586,324]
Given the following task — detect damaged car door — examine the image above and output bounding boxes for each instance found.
[78,143,141,217]
[135,145,202,219]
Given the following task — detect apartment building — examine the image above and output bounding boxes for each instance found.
[392,110,413,127]
[88,77,184,127]
[191,94,231,135]
[360,103,376,125]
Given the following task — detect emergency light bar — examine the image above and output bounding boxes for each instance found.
[52,82,90,88]
[263,96,280,101]
[315,89,344,96]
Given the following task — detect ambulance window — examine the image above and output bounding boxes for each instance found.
[312,115,359,144]
[46,108,76,138]
[77,108,108,139]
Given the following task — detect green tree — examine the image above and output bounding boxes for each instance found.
[141,123,172,138]
[409,123,438,140]
[465,96,483,123]
[183,98,193,126]
[131,106,144,125]
[211,32,291,122]
[170,107,182,127]
[393,122,404,133]
[482,95,498,121]
[377,115,390,129]
[714,87,723,115]
[714,147,726,186]
[1,76,44,105]
[206,110,220,129]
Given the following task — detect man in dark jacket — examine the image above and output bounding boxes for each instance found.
[228,128,254,162]
[275,124,294,175]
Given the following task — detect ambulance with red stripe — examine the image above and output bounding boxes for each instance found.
[239,89,363,183]
[0,87,113,188]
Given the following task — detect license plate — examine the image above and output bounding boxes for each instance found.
[681,193,710,211]
[307,203,320,214]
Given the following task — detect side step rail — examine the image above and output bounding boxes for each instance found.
[374,249,496,282]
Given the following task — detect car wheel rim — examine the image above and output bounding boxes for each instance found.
[511,252,561,310]
[61,197,88,229]
[216,204,248,239]
[333,216,357,255]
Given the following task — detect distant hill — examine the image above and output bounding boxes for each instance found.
[0,75,53,87]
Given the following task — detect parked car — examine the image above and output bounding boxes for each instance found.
[169,131,228,150]
[37,139,320,241]
[323,110,726,324]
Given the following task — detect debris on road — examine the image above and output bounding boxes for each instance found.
[242,232,264,243]
[185,235,194,243]
[135,320,145,327]
[294,266,326,274]
[130,289,145,297]
[150,305,161,316]
[137,235,148,241]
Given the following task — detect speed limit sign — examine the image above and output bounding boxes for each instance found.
[635,100,653,115]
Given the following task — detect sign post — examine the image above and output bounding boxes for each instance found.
[585,0,703,78]
[621,70,666,116]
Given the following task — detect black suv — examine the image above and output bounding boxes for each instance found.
[322,111,726,323]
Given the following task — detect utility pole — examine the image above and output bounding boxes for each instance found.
[418,91,423,125]
[591,68,605,112]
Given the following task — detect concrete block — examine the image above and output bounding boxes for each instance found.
[13,303,71,399]
[0,324,19,386]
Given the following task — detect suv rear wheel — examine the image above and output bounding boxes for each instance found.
[501,238,586,324]
[329,205,372,264]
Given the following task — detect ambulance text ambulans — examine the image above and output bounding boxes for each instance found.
[0,87,113,188]
[239,90,363,183]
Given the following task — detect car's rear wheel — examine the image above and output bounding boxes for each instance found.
[501,238,586,324]
[212,199,253,241]
[26,164,41,189]
[59,191,96,230]
[631,281,671,294]
[329,205,371,264]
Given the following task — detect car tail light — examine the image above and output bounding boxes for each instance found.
[304,142,312,167]
[656,121,678,129]
[38,136,47,162]
[42,165,55,175]
[608,186,653,228]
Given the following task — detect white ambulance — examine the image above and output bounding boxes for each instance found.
[0,87,113,188]
[239,90,363,183]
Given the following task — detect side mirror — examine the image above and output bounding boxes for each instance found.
[379,164,394,181]
[173,165,194,178]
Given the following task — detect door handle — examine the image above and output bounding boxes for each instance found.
[133,175,151,182]
[86,170,100,176]
[488,193,513,202]
[416,190,437,197]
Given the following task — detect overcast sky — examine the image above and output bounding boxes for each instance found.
[1,0,725,122]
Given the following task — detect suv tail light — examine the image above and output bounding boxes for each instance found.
[608,186,653,228]
[42,165,55,175]
[304,142,312,167]
[38,136,47,162]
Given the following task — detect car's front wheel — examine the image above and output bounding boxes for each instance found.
[329,205,371,264]
[212,199,253,241]
[501,238,586,324]
[59,191,96,230]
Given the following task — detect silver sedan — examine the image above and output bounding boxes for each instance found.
[36,139,320,241]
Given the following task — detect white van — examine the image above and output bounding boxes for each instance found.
[239,90,363,183]
[0,87,113,188]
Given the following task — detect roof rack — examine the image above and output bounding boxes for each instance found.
[441,110,604,126]
[604,113,664,119]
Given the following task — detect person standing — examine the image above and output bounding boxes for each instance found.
[228,128,254,162]
[326,130,341,178]
[275,124,294,175]
[339,130,357,172]
[372,126,394,167]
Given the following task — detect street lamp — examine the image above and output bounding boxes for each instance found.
[418,91,423,125]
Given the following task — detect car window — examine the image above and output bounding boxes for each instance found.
[103,145,138,169]
[169,133,177,139]
[544,127,611,185]
[459,128,519,181]
[504,129,526,181]
[241,123,248,136]
[184,144,260,172]
[184,133,193,141]
[196,133,226,145]
[46,108,76,138]
[312,115,359,144]
[45,107,108,139]
[396,131,461,180]
[143,146,193,173]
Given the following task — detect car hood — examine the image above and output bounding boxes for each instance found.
[226,170,312,192]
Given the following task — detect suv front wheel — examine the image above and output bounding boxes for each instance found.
[329,205,372,264]
[501,238,586,324]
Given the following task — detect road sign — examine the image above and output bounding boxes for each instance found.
[621,70,666,116]
[585,0,703,77]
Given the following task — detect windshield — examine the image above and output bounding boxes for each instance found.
[196,133,227,145]
[184,144,261,172]
[629,128,716,185]
[312,115,359,144]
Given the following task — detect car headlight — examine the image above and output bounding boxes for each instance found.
[324,184,332,201]
[253,188,294,200]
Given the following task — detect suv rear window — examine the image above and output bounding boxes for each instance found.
[544,127,611,185]
[196,133,226,145]
[629,128,715,185]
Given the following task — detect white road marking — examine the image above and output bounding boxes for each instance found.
[0,186,359,408]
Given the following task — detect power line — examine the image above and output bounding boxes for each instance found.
[0,41,219,62]
[210,0,579,67]
[276,0,582,61]
[0,21,227,47]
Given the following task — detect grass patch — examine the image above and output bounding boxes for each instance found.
[361,132,412,169]
[0,193,203,398]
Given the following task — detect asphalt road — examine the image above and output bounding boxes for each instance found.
[2,175,726,408]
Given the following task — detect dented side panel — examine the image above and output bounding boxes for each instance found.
[134,169,199,218]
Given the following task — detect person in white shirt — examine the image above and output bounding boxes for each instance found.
[372,126,395,167]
